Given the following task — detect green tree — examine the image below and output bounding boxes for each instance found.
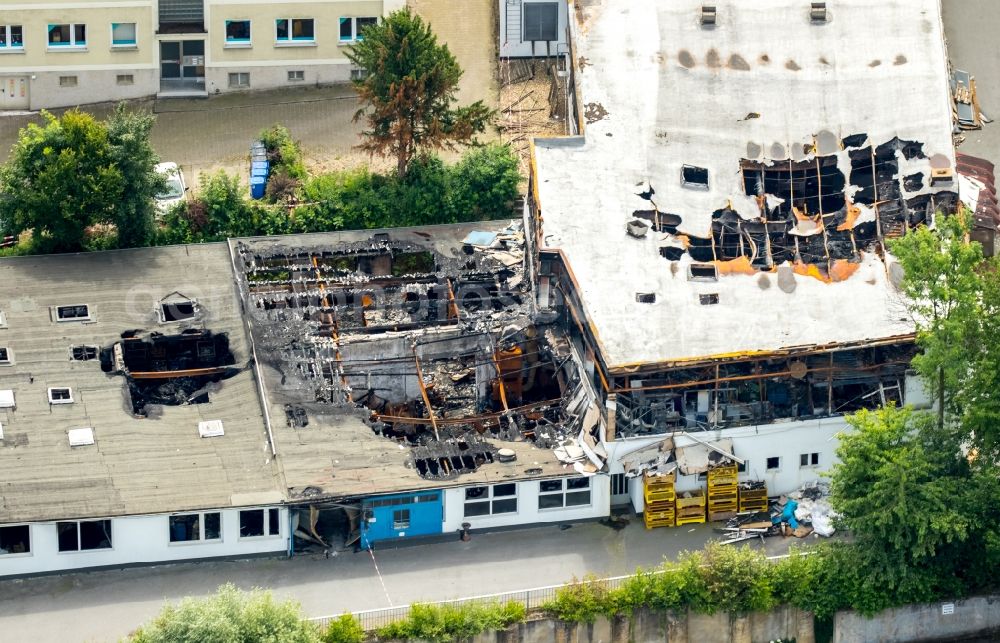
[130,584,321,643]
[346,7,493,177]
[888,212,983,429]
[0,106,164,253]
[106,103,165,247]
[0,110,122,252]
[449,144,520,221]
[828,406,994,600]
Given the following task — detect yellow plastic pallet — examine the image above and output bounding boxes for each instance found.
[644,488,676,504]
[708,510,738,522]
[675,512,707,526]
[707,465,738,487]
[676,495,706,509]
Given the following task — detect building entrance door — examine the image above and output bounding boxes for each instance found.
[0,77,29,110]
[159,40,205,93]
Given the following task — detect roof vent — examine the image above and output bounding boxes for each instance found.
[68,427,95,447]
[701,5,717,26]
[636,293,656,304]
[681,165,710,189]
[0,390,14,409]
[930,168,954,186]
[688,263,719,282]
[198,420,225,438]
[810,2,828,23]
[699,293,720,305]
[627,219,649,238]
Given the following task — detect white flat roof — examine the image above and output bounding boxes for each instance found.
[534,0,956,367]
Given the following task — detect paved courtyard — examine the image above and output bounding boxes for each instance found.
[0,518,810,643]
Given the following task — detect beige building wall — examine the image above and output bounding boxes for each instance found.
[0,1,156,108]
[204,0,382,94]
[0,0,393,108]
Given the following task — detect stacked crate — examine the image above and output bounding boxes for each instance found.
[674,488,706,525]
[738,483,768,513]
[707,463,739,521]
[643,472,676,529]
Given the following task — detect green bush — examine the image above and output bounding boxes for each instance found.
[323,614,365,643]
[260,124,307,180]
[542,576,611,624]
[449,144,521,222]
[374,601,525,642]
[129,583,322,643]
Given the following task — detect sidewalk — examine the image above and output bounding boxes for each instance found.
[0,518,810,643]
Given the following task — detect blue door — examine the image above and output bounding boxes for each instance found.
[360,491,443,548]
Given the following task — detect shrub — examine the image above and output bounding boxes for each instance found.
[260,124,307,179]
[323,614,365,643]
[129,583,322,643]
[449,144,521,221]
[541,576,611,624]
[374,601,525,642]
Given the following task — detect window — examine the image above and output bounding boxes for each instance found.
[0,525,30,555]
[287,70,305,82]
[228,72,250,88]
[116,74,134,85]
[766,456,780,471]
[48,387,73,404]
[523,3,559,41]
[538,477,591,510]
[71,345,98,361]
[611,473,627,495]
[48,24,86,48]
[0,25,24,50]
[636,293,656,304]
[276,18,314,43]
[169,512,222,543]
[392,509,410,530]
[800,452,820,467]
[689,263,719,281]
[56,304,90,321]
[225,20,251,44]
[59,76,78,88]
[111,22,136,47]
[239,508,280,538]
[699,293,720,305]
[463,483,518,517]
[0,347,10,364]
[339,17,377,42]
[57,519,112,552]
[160,300,196,322]
[682,164,710,188]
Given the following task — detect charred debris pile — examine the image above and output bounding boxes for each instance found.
[235,226,600,480]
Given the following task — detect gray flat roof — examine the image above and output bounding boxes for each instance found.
[534,0,956,368]
[0,244,281,524]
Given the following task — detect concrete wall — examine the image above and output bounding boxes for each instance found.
[461,605,812,643]
[0,506,288,577]
[833,595,1000,643]
[442,476,611,533]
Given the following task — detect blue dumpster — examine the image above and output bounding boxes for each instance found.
[250,176,267,200]
[251,160,270,178]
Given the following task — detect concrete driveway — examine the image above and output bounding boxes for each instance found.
[943,0,1000,165]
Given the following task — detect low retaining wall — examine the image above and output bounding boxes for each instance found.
[463,605,814,643]
[833,595,1000,643]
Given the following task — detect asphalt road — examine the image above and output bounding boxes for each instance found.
[0,519,809,642]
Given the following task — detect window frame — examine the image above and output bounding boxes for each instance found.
[159,299,197,323]
[48,387,74,405]
[110,22,137,48]
[392,509,410,530]
[463,483,518,518]
[287,70,305,82]
[538,477,592,511]
[55,304,91,322]
[169,511,223,545]
[0,25,25,51]
[275,18,315,45]
[0,346,12,365]
[0,524,31,557]
[765,456,781,472]
[238,508,281,539]
[339,17,378,43]
[48,23,87,49]
[800,452,821,468]
[56,519,113,553]
[522,2,560,42]
[59,75,78,88]
[225,19,251,47]
[228,72,250,89]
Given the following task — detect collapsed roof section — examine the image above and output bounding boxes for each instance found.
[231,225,605,497]
[532,0,959,368]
